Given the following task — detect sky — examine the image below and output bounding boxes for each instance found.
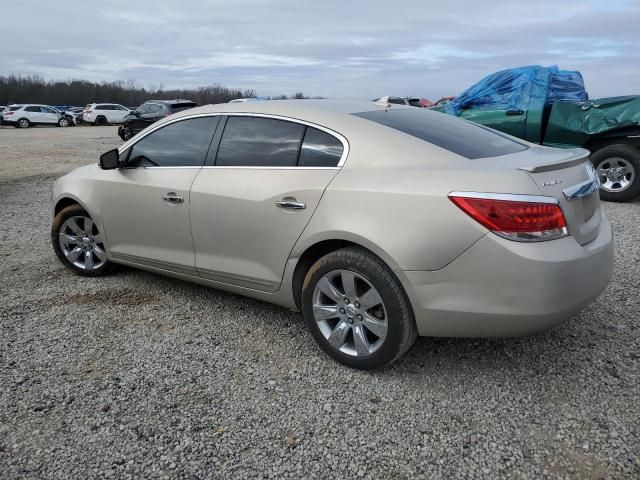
[1,0,639,99]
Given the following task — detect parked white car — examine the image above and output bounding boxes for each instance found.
[2,104,73,128]
[82,103,131,125]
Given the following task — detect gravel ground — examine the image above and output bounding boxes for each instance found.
[0,125,120,180]
[1,128,639,479]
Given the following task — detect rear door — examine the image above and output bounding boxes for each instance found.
[190,115,346,292]
[24,106,44,123]
[100,115,219,271]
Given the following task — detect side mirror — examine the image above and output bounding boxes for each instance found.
[99,148,120,169]
[133,110,141,117]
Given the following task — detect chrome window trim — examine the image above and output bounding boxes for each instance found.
[448,191,560,205]
[118,111,350,169]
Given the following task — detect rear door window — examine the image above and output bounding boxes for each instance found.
[353,109,528,159]
[25,106,40,112]
[127,116,219,167]
[215,116,305,167]
[298,128,344,167]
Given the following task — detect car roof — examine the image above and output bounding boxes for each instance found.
[144,99,195,105]
[174,99,411,120]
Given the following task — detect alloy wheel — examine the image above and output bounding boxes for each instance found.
[58,215,107,270]
[312,269,388,357]
[596,157,635,193]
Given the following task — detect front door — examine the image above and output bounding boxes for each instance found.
[190,115,345,292]
[40,106,60,124]
[99,115,219,272]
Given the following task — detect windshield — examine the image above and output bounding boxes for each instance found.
[353,109,528,159]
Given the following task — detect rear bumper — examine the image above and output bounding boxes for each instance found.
[402,212,613,337]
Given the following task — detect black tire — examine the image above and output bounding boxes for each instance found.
[16,118,30,128]
[591,144,640,202]
[95,116,107,126]
[301,247,417,369]
[51,204,116,277]
[119,127,132,141]
[58,117,70,127]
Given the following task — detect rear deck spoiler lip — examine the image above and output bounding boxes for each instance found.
[516,150,590,173]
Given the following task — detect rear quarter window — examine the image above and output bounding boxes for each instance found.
[353,109,527,159]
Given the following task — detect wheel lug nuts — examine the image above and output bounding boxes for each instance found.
[354,302,360,309]
[357,314,363,321]
[347,317,354,324]
[339,308,345,314]
[344,298,350,304]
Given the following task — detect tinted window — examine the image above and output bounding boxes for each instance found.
[127,116,219,167]
[41,107,57,113]
[25,106,40,112]
[298,128,343,167]
[95,105,108,110]
[9,106,22,111]
[147,104,165,113]
[216,117,305,167]
[352,109,527,159]
[388,98,406,105]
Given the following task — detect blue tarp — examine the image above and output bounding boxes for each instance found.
[444,65,588,116]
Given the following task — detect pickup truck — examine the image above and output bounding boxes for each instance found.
[433,66,640,202]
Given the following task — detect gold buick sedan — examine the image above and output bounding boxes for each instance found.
[51,100,613,369]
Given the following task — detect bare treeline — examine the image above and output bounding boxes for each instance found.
[0,75,312,107]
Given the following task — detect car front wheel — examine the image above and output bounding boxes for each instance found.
[51,204,116,276]
[58,117,70,127]
[301,247,416,369]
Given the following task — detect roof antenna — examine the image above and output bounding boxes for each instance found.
[374,95,391,108]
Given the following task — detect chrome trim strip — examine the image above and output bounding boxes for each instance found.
[448,191,560,205]
[563,163,601,201]
[118,111,350,168]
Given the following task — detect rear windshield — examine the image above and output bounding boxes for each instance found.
[353,109,527,159]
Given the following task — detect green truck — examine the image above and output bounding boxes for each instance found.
[434,66,640,202]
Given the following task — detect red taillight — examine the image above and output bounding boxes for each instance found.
[4,111,13,115]
[449,193,567,242]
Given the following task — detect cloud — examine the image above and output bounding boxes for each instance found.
[0,0,638,99]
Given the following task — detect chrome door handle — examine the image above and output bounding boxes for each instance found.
[275,199,306,210]
[162,193,184,204]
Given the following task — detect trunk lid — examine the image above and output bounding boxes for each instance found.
[482,146,601,245]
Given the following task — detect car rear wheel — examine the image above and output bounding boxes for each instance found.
[16,118,30,128]
[96,116,107,126]
[51,204,116,277]
[301,247,416,369]
[592,145,640,202]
